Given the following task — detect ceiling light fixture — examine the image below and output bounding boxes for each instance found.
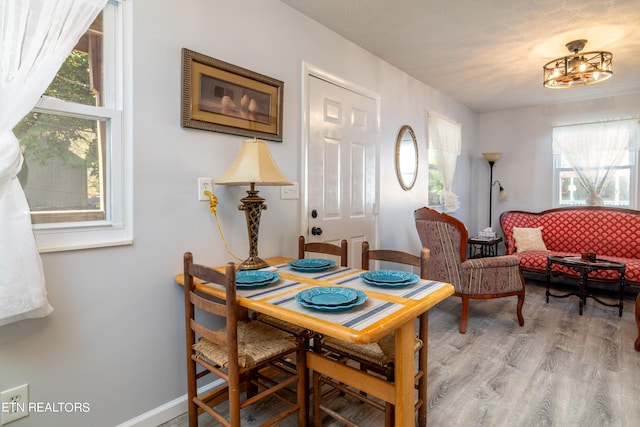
[543,39,612,89]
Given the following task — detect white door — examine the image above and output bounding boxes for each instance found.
[306,75,378,268]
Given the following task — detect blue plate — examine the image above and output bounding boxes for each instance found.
[288,258,337,272]
[236,270,276,284]
[296,287,367,312]
[298,287,359,306]
[360,270,419,288]
[235,271,280,289]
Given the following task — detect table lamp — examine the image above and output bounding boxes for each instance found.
[215,138,293,270]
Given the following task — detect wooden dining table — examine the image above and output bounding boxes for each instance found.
[176,256,454,425]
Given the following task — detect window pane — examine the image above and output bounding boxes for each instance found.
[45,13,103,107]
[428,164,444,206]
[559,168,630,207]
[14,112,106,224]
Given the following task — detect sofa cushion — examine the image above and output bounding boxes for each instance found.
[513,227,547,252]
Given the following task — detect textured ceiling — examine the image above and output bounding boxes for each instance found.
[280,0,640,113]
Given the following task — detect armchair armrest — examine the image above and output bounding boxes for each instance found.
[463,255,520,269]
[460,255,524,294]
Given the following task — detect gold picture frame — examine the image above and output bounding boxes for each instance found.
[181,48,283,141]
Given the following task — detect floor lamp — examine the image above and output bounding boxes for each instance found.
[216,138,293,270]
[482,152,503,229]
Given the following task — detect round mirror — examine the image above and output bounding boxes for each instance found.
[395,125,418,190]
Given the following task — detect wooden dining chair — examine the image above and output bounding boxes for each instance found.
[183,252,307,426]
[298,235,348,267]
[254,236,349,410]
[312,241,430,426]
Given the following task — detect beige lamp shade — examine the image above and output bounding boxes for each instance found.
[215,138,293,186]
[482,152,503,163]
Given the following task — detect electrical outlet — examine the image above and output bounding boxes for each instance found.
[1,384,29,425]
[198,177,212,201]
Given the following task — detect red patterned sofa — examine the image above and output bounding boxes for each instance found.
[500,207,640,351]
[499,207,640,287]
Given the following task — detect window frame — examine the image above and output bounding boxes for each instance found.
[552,141,638,209]
[29,0,132,253]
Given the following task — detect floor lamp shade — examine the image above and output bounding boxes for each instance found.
[216,138,292,270]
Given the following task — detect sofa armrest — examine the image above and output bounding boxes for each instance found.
[460,255,523,294]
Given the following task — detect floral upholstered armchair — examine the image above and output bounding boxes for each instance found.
[414,207,525,333]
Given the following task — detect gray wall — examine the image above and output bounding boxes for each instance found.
[478,92,640,233]
[0,1,476,426]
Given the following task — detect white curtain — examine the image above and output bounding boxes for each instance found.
[553,119,639,206]
[428,114,462,212]
[0,0,107,327]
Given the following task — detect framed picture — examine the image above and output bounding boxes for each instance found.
[181,48,284,141]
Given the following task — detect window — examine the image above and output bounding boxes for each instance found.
[555,154,633,207]
[427,150,444,206]
[427,114,461,212]
[14,1,130,252]
[552,119,639,208]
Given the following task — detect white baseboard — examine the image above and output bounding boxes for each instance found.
[114,380,223,427]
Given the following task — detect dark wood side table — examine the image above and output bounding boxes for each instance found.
[468,236,503,258]
[546,255,626,316]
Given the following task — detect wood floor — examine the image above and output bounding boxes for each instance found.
[161,280,640,426]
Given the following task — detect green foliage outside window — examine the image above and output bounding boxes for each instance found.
[428,166,444,206]
[14,50,101,212]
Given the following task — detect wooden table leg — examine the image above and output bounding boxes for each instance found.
[394,320,415,426]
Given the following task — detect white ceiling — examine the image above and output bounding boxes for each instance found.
[281,0,640,113]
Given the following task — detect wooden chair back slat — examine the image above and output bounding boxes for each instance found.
[361,241,429,279]
[299,235,348,266]
[190,292,226,317]
[190,320,227,347]
[189,262,228,286]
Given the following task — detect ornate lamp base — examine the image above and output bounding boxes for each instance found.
[239,256,269,271]
[238,183,269,271]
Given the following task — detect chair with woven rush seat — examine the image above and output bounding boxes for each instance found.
[183,252,307,426]
[414,206,525,334]
[253,236,349,417]
[312,241,429,426]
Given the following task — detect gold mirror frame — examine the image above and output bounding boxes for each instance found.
[395,125,418,190]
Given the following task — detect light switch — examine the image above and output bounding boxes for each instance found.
[281,182,299,200]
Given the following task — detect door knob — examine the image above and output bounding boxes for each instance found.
[311,226,323,236]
